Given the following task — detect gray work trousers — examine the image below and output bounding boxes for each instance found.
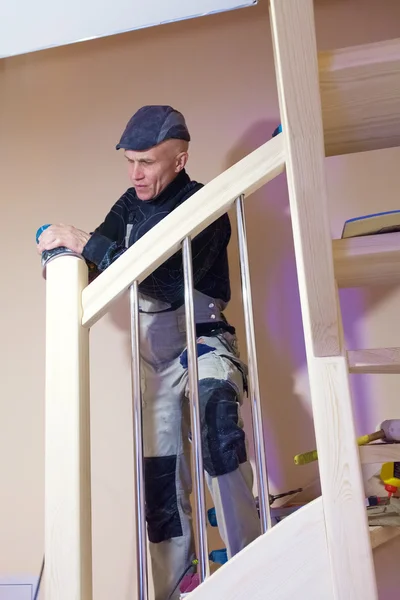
[137,290,260,600]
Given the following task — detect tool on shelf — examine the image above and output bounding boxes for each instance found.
[267,488,304,504]
[294,419,400,466]
[380,462,400,498]
[367,496,400,527]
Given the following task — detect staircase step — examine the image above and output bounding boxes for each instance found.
[370,526,400,549]
[333,232,400,288]
[347,348,400,374]
[359,443,400,464]
[186,499,332,600]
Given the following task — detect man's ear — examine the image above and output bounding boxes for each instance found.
[175,151,189,173]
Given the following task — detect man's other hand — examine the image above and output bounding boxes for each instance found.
[36,224,90,255]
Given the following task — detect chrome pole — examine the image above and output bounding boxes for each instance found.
[235,194,272,533]
[182,236,210,582]
[129,281,148,600]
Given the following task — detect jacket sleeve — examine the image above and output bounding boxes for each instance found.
[81,193,131,273]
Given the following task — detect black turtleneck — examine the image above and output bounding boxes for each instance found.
[82,169,232,307]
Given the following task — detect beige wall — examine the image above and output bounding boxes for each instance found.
[1,0,400,598]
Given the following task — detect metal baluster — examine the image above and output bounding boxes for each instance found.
[129,281,148,600]
[182,236,210,583]
[236,194,272,533]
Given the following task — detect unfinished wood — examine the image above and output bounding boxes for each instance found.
[371,524,400,550]
[269,1,339,358]
[348,347,400,374]
[370,526,400,550]
[319,38,400,156]
[334,232,400,288]
[360,443,400,464]
[81,134,285,327]
[45,256,92,600]
[308,357,378,599]
[270,1,378,599]
[189,498,333,600]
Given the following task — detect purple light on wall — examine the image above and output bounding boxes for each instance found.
[339,287,372,433]
[264,252,306,369]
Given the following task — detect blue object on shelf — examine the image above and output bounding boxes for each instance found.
[272,123,282,137]
[341,209,400,239]
[207,507,218,527]
[209,549,228,565]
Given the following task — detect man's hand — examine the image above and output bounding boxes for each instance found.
[36,224,90,255]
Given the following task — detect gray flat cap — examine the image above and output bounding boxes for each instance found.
[116,105,191,151]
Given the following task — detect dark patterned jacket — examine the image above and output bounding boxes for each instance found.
[82,169,232,309]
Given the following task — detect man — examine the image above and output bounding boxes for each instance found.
[37,105,260,599]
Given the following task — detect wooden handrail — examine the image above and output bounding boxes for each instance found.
[81,134,285,327]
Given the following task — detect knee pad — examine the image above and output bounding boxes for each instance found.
[198,378,247,477]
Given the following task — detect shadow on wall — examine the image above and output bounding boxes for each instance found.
[225,121,400,493]
[339,287,371,434]
[340,285,400,434]
[223,120,319,494]
[327,151,400,437]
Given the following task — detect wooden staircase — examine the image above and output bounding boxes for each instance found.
[42,1,400,599]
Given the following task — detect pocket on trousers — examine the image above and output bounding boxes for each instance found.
[196,333,249,399]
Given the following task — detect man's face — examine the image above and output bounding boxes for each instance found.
[124,139,188,201]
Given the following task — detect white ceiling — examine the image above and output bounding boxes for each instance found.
[0,0,257,59]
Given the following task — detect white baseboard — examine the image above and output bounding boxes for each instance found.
[0,577,39,600]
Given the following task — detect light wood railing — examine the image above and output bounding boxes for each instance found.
[43,133,286,600]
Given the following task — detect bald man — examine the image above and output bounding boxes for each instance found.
[37,105,260,600]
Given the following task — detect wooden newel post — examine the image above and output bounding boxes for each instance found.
[43,252,93,600]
